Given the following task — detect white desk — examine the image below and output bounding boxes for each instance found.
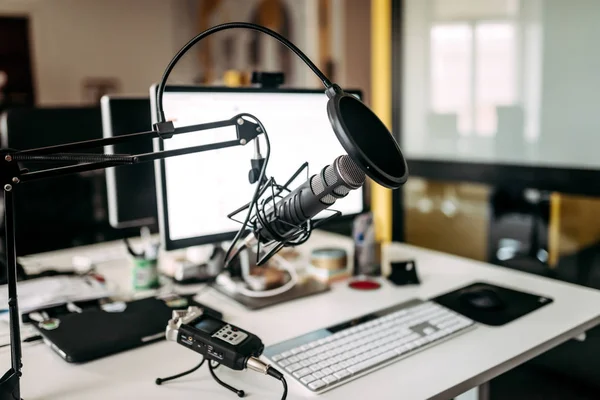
[4,231,600,400]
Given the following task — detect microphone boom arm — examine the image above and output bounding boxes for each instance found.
[0,113,264,400]
[7,115,261,183]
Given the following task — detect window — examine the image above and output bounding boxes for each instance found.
[430,21,518,136]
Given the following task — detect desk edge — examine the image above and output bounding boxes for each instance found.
[427,315,600,400]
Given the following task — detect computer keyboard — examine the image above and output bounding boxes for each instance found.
[263,299,475,393]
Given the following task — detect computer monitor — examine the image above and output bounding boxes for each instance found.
[150,86,365,251]
[0,107,124,255]
[101,95,158,230]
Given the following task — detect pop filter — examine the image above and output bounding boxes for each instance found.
[326,85,408,189]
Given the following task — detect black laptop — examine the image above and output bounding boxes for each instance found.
[27,295,222,363]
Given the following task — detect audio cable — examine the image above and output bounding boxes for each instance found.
[246,357,288,400]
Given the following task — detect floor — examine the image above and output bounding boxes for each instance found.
[488,242,600,399]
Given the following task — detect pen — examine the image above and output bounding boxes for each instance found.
[0,335,43,349]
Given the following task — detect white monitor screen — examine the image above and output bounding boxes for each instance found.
[152,89,364,246]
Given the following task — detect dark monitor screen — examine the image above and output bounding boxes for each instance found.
[101,96,158,230]
[0,107,129,255]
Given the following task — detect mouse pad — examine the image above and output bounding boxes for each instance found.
[432,282,553,326]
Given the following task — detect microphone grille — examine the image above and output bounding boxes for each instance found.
[336,155,366,188]
[310,174,336,205]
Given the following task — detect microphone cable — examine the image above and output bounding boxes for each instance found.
[222,114,271,273]
[191,116,271,301]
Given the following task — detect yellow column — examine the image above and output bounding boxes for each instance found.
[371,0,393,243]
[548,193,561,268]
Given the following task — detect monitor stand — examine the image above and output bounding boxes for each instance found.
[172,244,224,284]
[211,247,330,310]
[212,278,330,310]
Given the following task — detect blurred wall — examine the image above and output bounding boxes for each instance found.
[343,0,371,104]
[0,0,199,105]
[0,0,374,104]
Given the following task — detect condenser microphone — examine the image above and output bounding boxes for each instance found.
[253,155,365,244]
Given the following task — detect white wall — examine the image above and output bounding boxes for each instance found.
[0,0,198,105]
[538,0,600,167]
[190,0,320,87]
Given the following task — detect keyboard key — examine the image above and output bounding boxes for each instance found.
[309,364,322,372]
[278,359,291,367]
[281,351,292,358]
[331,363,344,372]
[331,355,344,363]
[431,331,444,340]
[300,360,312,367]
[306,348,320,357]
[347,351,397,375]
[423,327,436,336]
[290,347,302,355]
[285,363,302,372]
[293,368,312,378]
[272,354,284,362]
[313,370,325,379]
[321,367,334,375]
[333,369,351,380]
[288,356,300,363]
[322,375,338,384]
[300,374,317,384]
[308,380,326,391]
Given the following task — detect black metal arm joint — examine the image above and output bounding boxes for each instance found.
[0,149,24,188]
[163,114,262,144]
[153,121,175,139]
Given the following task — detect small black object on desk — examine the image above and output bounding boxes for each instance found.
[387,260,420,286]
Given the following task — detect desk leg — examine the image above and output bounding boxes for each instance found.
[456,383,489,400]
[478,382,490,400]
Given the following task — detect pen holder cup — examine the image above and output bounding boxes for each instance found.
[131,257,160,290]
